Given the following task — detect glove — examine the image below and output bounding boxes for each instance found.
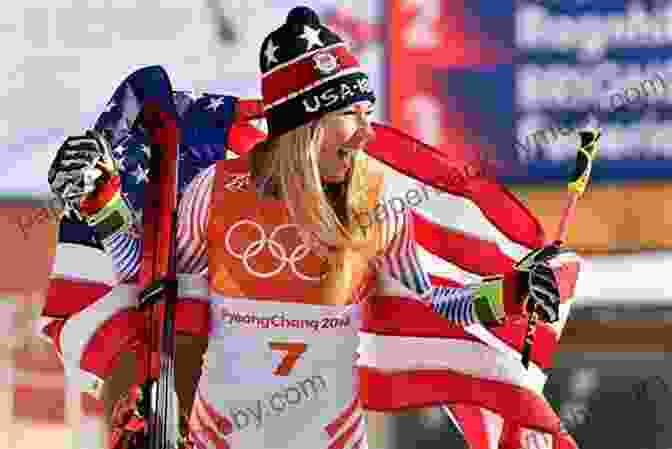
[513,241,566,323]
[48,130,114,213]
[48,130,137,240]
[470,272,524,326]
[470,242,571,325]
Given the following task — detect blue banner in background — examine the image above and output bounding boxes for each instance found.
[504,0,672,183]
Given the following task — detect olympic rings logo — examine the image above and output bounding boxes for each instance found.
[224,220,321,281]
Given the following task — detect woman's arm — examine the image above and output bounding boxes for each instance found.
[376,202,482,326]
[375,187,516,326]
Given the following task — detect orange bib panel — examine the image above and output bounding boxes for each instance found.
[207,158,383,304]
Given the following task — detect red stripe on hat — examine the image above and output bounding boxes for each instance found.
[262,46,360,107]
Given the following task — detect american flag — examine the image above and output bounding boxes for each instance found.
[43,66,264,398]
[356,125,581,449]
[57,65,246,252]
[41,66,579,449]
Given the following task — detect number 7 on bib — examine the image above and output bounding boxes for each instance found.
[269,342,308,376]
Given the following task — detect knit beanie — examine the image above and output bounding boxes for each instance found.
[259,6,376,138]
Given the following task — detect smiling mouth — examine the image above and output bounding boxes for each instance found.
[336,146,359,160]
[322,162,352,183]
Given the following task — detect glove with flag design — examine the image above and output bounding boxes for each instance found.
[48,129,137,240]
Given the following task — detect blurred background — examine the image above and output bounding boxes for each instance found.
[2,0,672,448]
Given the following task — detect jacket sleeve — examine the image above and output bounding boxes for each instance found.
[376,185,479,326]
[99,164,215,281]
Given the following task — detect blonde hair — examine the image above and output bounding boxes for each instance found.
[249,114,380,303]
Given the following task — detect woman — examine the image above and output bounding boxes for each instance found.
[47,7,563,449]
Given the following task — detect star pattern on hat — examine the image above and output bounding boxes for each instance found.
[299,25,323,50]
[206,97,226,111]
[264,39,279,68]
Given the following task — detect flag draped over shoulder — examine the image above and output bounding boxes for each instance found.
[41,66,578,448]
[41,66,265,397]
[358,125,581,449]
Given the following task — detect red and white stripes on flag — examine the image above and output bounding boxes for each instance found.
[41,110,580,448]
[42,243,133,399]
[359,124,581,449]
[323,395,367,449]
[42,244,211,397]
[39,105,265,397]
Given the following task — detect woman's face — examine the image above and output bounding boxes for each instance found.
[318,101,375,183]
